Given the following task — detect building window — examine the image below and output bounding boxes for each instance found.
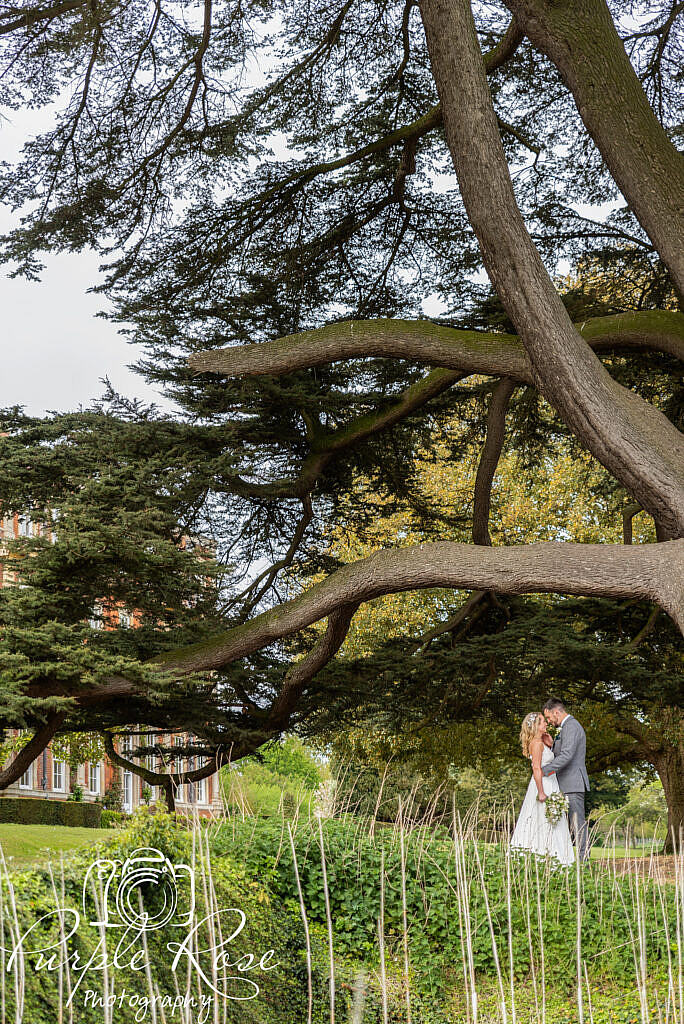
[123,771,132,812]
[88,763,100,795]
[146,732,156,772]
[17,515,32,538]
[89,603,103,630]
[196,777,206,804]
[19,764,33,789]
[118,609,131,628]
[53,759,65,792]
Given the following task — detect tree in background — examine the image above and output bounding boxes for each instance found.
[288,402,682,849]
[592,779,669,846]
[0,1,681,806]
[321,719,532,825]
[221,734,325,817]
[244,734,324,791]
[0,418,262,805]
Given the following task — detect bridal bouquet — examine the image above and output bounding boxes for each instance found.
[540,791,569,826]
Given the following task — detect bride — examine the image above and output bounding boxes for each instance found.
[510,711,574,866]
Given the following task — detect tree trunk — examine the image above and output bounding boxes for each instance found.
[503,0,684,298]
[163,779,176,813]
[654,745,684,856]
[0,713,67,790]
[419,0,684,539]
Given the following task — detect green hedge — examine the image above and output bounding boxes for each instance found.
[0,797,102,828]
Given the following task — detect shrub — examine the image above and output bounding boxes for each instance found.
[246,735,323,790]
[211,814,678,992]
[102,775,123,811]
[100,809,128,828]
[0,797,101,827]
[0,809,319,1024]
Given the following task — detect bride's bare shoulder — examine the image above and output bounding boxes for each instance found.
[529,736,544,762]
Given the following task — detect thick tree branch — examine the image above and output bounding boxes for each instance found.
[268,603,359,726]
[607,713,660,755]
[151,539,684,678]
[189,310,684,383]
[214,367,465,500]
[0,0,87,34]
[502,0,684,296]
[27,676,139,704]
[102,731,229,814]
[0,711,67,789]
[473,377,516,545]
[419,0,684,538]
[484,15,524,71]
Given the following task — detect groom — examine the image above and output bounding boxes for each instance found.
[541,698,591,861]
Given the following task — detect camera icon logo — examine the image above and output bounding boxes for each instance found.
[83,847,195,931]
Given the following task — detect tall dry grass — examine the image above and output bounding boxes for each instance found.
[0,789,681,1024]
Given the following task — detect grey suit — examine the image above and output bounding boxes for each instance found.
[542,715,590,860]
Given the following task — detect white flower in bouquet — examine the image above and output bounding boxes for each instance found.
[539,791,568,826]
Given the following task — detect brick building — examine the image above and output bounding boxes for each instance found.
[1,513,223,816]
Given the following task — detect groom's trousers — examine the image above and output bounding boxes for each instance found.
[566,792,590,861]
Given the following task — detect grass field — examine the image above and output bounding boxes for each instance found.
[0,819,663,870]
[590,844,660,858]
[0,822,113,868]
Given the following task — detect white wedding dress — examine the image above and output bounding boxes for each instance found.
[510,744,575,866]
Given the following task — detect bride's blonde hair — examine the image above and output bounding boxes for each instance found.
[520,712,543,757]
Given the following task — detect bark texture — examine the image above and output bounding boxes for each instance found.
[268,603,359,726]
[472,378,517,545]
[189,310,684,382]
[419,0,684,538]
[503,0,684,297]
[0,712,67,789]
[655,744,684,855]
[153,539,684,676]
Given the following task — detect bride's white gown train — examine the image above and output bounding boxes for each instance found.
[510,744,574,866]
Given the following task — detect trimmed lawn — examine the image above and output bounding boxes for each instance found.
[0,823,113,869]
[590,845,661,859]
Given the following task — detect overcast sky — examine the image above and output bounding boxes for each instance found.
[0,106,170,417]
[0,245,165,416]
